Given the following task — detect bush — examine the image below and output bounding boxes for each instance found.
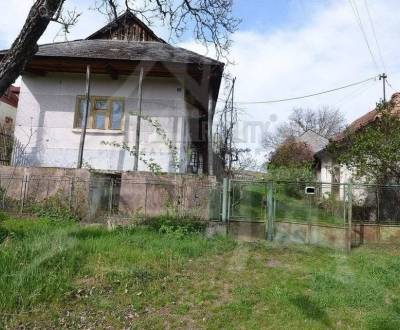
[0,211,8,223]
[0,226,9,244]
[144,215,207,236]
[28,194,76,222]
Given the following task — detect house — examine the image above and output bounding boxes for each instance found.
[0,11,224,174]
[296,130,328,154]
[315,93,400,198]
[0,85,19,133]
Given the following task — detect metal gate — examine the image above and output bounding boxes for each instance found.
[224,179,275,241]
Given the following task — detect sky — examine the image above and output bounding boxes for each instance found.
[1,0,399,165]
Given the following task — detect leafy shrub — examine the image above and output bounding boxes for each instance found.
[0,226,9,244]
[0,211,8,223]
[28,194,76,222]
[144,215,206,236]
[0,211,9,244]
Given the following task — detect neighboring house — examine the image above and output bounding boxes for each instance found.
[315,93,400,198]
[0,12,223,174]
[0,85,19,133]
[296,129,329,154]
[295,130,329,182]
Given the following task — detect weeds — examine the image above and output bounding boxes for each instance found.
[1,218,400,329]
[27,194,77,222]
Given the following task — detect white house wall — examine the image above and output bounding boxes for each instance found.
[319,155,356,200]
[14,72,192,172]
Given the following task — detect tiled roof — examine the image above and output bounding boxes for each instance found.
[332,93,400,142]
[0,85,19,108]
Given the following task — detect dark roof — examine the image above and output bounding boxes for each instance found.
[0,85,20,108]
[86,11,165,43]
[0,39,222,67]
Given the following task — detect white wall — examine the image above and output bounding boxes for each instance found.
[14,72,192,172]
[319,154,354,200]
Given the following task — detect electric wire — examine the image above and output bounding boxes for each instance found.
[348,0,380,72]
[364,0,387,72]
[217,75,378,105]
[386,79,396,92]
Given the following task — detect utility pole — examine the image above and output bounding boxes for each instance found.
[379,73,387,102]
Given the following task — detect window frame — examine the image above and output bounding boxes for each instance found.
[74,95,125,131]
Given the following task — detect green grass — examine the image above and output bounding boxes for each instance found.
[275,194,345,226]
[231,182,345,225]
[1,218,400,329]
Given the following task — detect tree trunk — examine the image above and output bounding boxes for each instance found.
[0,0,64,96]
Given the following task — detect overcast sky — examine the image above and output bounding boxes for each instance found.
[1,0,399,163]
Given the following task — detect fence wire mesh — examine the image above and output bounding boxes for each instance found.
[0,175,222,223]
[229,180,400,227]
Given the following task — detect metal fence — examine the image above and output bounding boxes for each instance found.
[0,175,223,223]
[229,180,400,226]
[228,179,400,249]
[2,173,400,249]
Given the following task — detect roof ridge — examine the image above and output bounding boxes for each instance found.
[86,10,165,43]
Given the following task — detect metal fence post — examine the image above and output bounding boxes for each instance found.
[227,179,232,221]
[222,178,229,222]
[69,177,74,211]
[108,178,114,217]
[266,181,274,241]
[144,182,148,219]
[19,175,28,214]
[347,182,353,253]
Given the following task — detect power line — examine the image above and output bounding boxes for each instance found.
[364,0,387,72]
[222,75,378,105]
[333,79,375,108]
[348,0,380,72]
[386,79,396,92]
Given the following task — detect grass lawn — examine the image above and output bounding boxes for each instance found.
[1,218,400,329]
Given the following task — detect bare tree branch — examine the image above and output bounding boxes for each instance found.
[0,0,66,96]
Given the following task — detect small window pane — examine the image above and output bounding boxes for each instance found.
[77,98,90,128]
[95,100,108,110]
[111,101,123,129]
[94,112,106,129]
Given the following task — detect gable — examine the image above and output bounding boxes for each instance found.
[86,11,165,43]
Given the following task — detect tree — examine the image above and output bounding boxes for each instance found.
[263,106,346,150]
[266,138,315,182]
[0,0,239,96]
[329,100,400,184]
[268,138,314,168]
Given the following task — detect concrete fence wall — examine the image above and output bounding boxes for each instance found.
[0,166,219,222]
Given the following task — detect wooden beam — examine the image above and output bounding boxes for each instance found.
[24,68,47,77]
[77,65,92,169]
[105,64,119,80]
[133,67,144,171]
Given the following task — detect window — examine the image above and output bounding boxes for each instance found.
[74,96,124,130]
